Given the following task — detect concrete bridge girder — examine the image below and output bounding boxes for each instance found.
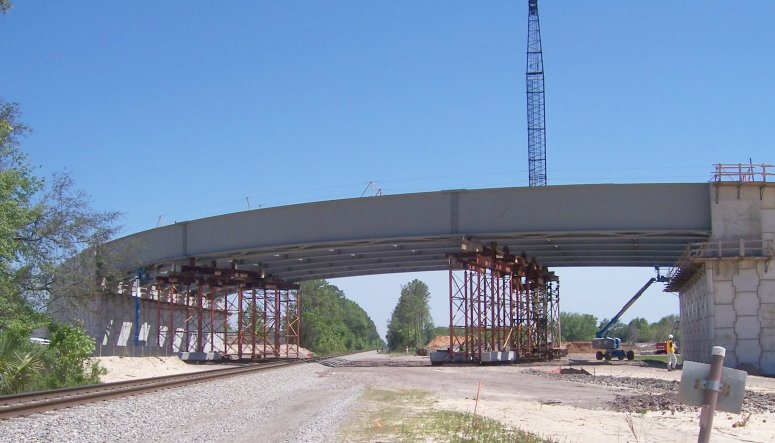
[110,183,712,282]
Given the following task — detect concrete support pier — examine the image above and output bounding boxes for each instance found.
[671,171,775,374]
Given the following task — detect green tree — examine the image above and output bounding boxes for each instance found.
[627,317,654,342]
[653,314,680,342]
[0,100,119,393]
[43,322,104,388]
[386,279,434,351]
[432,326,450,337]
[0,332,45,394]
[0,101,41,326]
[606,320,630,342]
[0,101,121,325]
[299,280,382,354]
[560,312,598,341]
[0,322,103,394]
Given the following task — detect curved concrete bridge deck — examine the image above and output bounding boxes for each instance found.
[74,181,775,374]
[112,183,712,281]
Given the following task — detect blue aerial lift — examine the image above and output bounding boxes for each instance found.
[592,270,670,361]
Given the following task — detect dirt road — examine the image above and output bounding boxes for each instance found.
[325,351,775,442]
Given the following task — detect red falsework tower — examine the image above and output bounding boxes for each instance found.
[446,243,561,364]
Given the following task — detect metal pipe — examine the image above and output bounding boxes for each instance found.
[209,287,215,352]
[448,266,454,358]
[238,288,243,359]
[698,346,726,443]
[197,286,203,353]
[251,289,257,360]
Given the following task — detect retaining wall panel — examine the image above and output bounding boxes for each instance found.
[713,281,735,305]
[733,268,761,293]
[733,291,761,316]
[714,305,736,328]
[735,316,761,340]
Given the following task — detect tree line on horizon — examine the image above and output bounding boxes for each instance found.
[299,278,437,355]
[300,277,683,356]
[561,312,680,343]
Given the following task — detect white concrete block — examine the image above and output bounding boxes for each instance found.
[735,316,761,340]
[716,328,737,350]
[762,189,775,209]
[734,291,761,316]
[725,352,739,369]
[736,339,762,364]
[760,328,775,352]
[761,281,775,304]
[760,304,775,324]
[116,321,133,346]
[715,262,735,281]
[762,263,775,281]
[761,209,775,233]
[713,281,735,304]
[715,305,737,328]
[733,268,761,293]
[760,352,775,376]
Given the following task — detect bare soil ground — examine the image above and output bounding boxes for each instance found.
[97,351,775,442]
[331,352,775,442]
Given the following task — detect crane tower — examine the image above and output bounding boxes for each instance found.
[526,0,547,186]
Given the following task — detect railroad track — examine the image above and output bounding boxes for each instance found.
[0,355,345,420]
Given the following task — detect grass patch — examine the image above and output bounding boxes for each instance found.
[339,387,555,443]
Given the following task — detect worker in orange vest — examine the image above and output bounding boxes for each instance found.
[666,334,677,371]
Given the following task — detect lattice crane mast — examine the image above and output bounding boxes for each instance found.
[526,0,547,186]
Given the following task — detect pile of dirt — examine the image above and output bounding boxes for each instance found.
[97,356,219,383]
[425,336,452,351]
[565,341,593,353]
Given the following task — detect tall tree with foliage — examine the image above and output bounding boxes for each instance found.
[0,101,40,325]
[626,317,654,342]
[0,100,118,393]
[0,0,12,15]
[652,314,680,342]
[0,101,121,323]
[560,312,598,341]
[299,280,382,354]
[386,279,434,351]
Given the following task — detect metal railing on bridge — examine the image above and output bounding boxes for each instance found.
[667,238,774,291]
[681,238,774,262]
[712,163,774,183]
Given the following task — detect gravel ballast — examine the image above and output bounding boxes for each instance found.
[4,353,775,443]
[0,363,361,443]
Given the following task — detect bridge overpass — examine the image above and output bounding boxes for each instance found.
[55,179,775,375]
[112,183,712,281]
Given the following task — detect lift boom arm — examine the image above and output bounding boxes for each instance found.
[595,275,668,339]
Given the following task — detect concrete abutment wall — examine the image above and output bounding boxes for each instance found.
[679,183,775,374]
[51,291,228,358]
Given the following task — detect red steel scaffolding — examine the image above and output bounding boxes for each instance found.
[444,242,561,364]
[133,262,300,360]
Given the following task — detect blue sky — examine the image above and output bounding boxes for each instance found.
[3,1,774,339]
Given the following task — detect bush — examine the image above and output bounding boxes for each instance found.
[0,321,104,394]
[45,322,104,388]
